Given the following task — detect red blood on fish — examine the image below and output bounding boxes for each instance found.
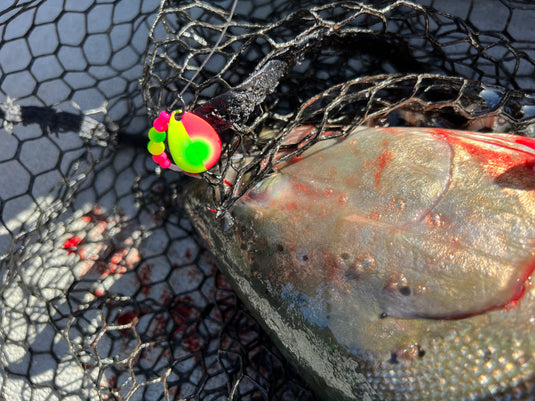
[432,128,535,177]
[373,142,392,189]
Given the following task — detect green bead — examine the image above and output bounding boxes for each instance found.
[147,140,165,155]
[148,127,166,142]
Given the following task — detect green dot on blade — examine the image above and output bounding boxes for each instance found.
[184,140,211,165]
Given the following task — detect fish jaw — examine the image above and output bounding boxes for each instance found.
[185,126,535,400]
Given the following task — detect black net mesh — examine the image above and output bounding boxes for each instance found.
[142,0,535,214]
[1,0,535,400]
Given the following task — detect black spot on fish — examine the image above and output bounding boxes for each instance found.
[380,312,388,319]
[399,286,411,296]
[302,254,309,261]
[389,352,398,364]
[418,347,426,359]
[341,252,351,260]
[276,244,284,252]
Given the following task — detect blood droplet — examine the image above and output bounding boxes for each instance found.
[63,236,82,254]
[374,146,392,189]
[116,311,138,333]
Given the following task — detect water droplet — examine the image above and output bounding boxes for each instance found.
[325,187,334,196]
[414,285,427,295]
[426,213,444,227]
[385,273,408,292]
[377,117,390,127]
[338,195,349,204]
[355,254,375,270]
[392,199,405,210]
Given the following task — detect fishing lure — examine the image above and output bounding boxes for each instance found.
[145,0,236,174]
[147,110,222,174]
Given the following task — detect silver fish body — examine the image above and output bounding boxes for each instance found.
[185,126,535,400]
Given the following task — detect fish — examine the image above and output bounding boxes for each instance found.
[184,125,535,400]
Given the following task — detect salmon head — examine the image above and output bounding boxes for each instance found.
[185,126,535,400]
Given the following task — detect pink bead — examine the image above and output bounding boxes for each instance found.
[159,110,171,123]
[153,152,167,164]
[160,159,171,169]
[153,117,168,132]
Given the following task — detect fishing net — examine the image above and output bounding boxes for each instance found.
[1,0,535,400]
